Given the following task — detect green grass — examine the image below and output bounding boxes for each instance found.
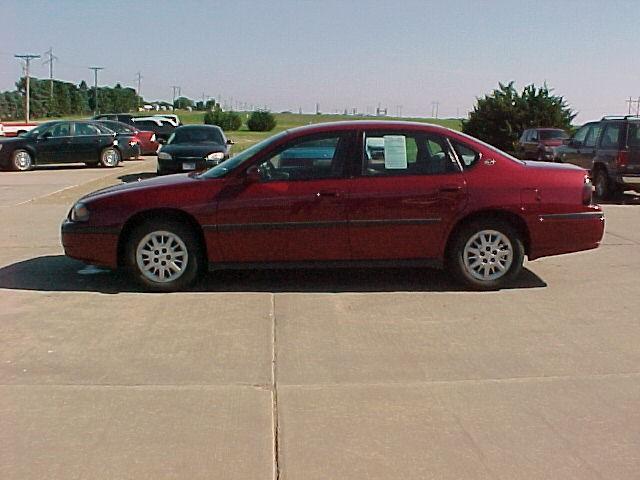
[32,110,463,154]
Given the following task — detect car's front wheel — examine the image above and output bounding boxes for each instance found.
[448,220,524,290]
[126,220,202,291]
[100,147,121,168]
[12,149,34,171]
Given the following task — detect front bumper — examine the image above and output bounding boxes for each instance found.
[61,219,120,268]
[157,157,221,175]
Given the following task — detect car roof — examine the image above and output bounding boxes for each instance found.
[282,120,452,137]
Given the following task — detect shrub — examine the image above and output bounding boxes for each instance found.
[462,81,575,152]
[247,110,277,132]
[203,106,242,131]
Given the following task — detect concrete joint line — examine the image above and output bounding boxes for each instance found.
[270,293,281,480]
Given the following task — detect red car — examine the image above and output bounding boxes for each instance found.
[132,128,159,155]
[62,121,604,291]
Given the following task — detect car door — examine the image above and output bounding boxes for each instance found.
[215,131,356,263]
[577,123,604,170]
[35,122,72,163]
[71,123,106,162]
[347,129,468,260]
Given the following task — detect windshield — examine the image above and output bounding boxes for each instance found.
[199,131,287,179]
[168,127,224,145]
[540,130,569,140]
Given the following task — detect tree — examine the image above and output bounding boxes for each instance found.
[247,110,276,132]
[462,82,575,152]
[204,105,242,131]
[174,96,194,110]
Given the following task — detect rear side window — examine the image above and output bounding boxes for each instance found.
[627,123,640,147]
[75,123,100,136]
[362,131,459,176]
[599,123,622,149]
[451,141,481,169]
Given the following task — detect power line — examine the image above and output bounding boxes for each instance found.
[89,66,104,115]
[15,54,41,122]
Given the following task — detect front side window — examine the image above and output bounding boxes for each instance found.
[584,124,603,148]
[50,123,71,137]
[256,134,350,181]
[572,124,592,144]
[599,123,621,149]
[362,132,459,176]
[530,130,539,141]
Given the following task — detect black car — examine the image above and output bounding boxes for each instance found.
[555,116,640,198]
[95,120,141,160]
[156,125,232,175]
[0,121,122,171]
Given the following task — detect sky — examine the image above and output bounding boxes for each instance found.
[1,0,638,122]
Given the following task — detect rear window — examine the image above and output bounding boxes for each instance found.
[539,130,569,140]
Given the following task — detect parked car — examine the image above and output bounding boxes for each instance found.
[516,128,569,161]
[62,121,604,292]
[0,121,39,137]
[156,125,232,175]
[555,116,640,198]
[94,120,141,160]
[0,120,122,171]
[93,114,177,141]
[152,114,181,126]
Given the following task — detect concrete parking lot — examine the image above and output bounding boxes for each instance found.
[1,157,639,479]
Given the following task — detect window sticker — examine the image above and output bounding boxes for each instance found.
[383,135,407,169]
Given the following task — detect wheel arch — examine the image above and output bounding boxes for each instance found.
[117,208,207,267]
[444,209,531,259]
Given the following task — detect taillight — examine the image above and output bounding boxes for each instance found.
[616,150,628,167]
[151,134,156,142]
[583,175,593,205]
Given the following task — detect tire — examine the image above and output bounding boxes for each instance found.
[11,149,34,171]
[126,220,202,292]
[448,220,524,291]
[593,167,611,200]
[100,147,121,168]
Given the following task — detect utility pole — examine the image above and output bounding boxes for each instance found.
[135,72,143,109]
[89,67,104,115]
[171,85,180,111]
[42,47,58,103]
[627,97,634,115]
[15,54,40,123]
[431,101,440,119]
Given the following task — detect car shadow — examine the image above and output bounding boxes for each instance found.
[0,255,547,294]
[598,191,640,205]
[34,164,100,171]
[118,172,157,183]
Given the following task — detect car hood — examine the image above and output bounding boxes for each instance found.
[161,143,227,157]
[81,172,203,201]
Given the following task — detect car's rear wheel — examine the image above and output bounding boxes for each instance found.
[100,147,121,168]
[448,220,524,290]
[126,220,201,291]
[593,167,612,200]
[11,149,34,171]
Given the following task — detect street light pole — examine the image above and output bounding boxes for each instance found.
[89,67,104,115]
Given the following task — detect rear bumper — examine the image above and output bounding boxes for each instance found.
[61,220,119,268]
[528,210,605,260]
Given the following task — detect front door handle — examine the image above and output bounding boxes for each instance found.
[439,185,463,193]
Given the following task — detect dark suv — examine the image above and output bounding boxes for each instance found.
[555,116,640,198]
[517,128,569,161]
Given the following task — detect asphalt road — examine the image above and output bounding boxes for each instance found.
[1,158,639,479]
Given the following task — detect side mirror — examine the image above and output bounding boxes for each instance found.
[244,165,261,184]
[157,138,166,145]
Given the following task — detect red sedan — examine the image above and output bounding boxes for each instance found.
[62,121,604,291]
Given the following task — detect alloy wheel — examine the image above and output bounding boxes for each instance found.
[135,230,189,283]
[462,229,513,281]
[14,151,32,171]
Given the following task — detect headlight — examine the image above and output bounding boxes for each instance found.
[158,151,172,160]
[206,152,225,161]
[113,139,119,146]
[70,202,90,222]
